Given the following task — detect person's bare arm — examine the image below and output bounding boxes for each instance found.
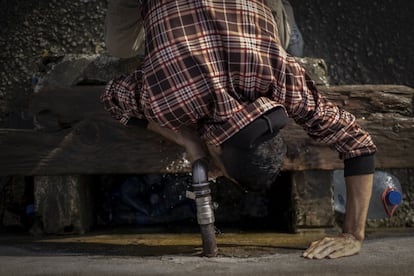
[302,174,373,259]
[147,121,207,162]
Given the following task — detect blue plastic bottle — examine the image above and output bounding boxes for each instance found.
[333,170,403,219]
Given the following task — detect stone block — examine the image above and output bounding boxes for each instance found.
[296,57,329,86]
[34,54,142,92]
[33,175,94,234]
[0,176,26,229]
[33,54,329,92]
[291,170,334,230]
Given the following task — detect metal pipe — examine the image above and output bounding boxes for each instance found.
[192,158,218,257]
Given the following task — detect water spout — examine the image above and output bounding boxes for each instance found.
[192,158,218,257]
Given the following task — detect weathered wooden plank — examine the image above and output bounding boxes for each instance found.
[0,118,190,176]
[318,85,413,116]
[30,85,414,129]
[0,128,71,175]
[0,84,412,175]
[268,84,414,170]
[31,85,106,129]
[1,114,413,175]
[281,114,414,170]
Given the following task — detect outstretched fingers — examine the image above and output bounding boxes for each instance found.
[302,234,362,259]
[303,237,335,259]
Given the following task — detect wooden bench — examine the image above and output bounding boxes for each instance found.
[1,84,413,234]
[2,84,413,174]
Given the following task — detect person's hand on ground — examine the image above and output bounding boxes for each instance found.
[302,233,362,259]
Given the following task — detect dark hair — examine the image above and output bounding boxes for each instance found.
[220,133,286,191]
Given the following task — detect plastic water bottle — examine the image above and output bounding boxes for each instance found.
[333,170,403,219]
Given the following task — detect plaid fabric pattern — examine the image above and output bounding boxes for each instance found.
[140,0,283,143]
[101,70,144,125]
[102,0,376,160]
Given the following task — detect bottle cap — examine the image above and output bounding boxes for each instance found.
[386,190,402,205]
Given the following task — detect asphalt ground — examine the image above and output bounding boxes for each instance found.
[0,228,413,275]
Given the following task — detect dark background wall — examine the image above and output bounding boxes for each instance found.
[0,0,413,127]
[290,0,414,86]
[0,0,107,128]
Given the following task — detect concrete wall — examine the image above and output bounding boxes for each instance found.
[290,0,414,87]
